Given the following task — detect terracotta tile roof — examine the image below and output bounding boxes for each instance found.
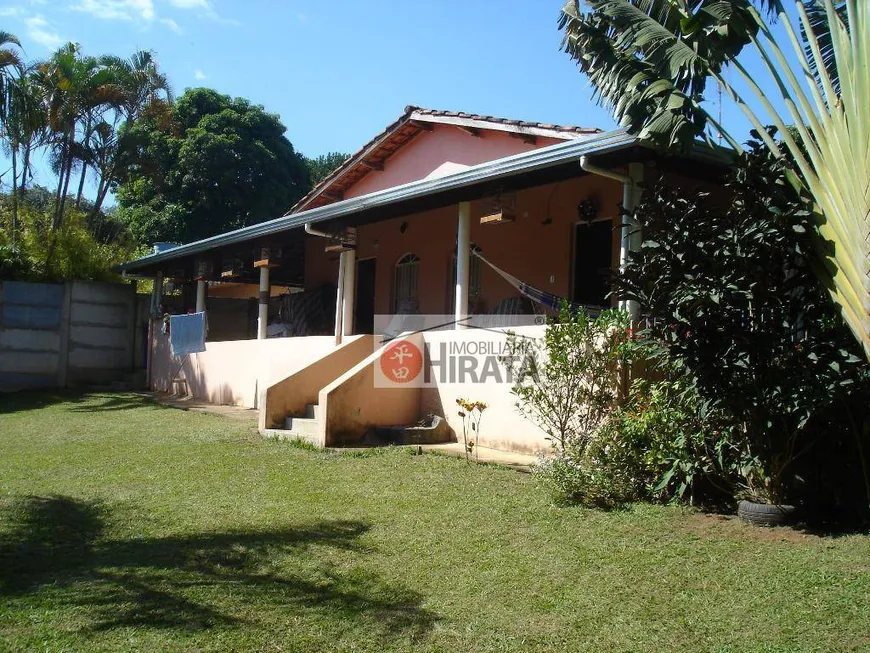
[287,105,601,214]
[408,106,599,138]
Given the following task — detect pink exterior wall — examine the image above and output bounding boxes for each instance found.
[419,326,550,455]
[150,328,336,408]
[344,125,564,199]
[305,174,624,317]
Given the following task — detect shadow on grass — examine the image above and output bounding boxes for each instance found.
[0,389,158,415]
[0,495,437,639]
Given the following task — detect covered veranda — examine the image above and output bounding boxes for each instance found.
[118,129,727,453]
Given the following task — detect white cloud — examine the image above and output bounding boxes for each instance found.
[66,0,234,30]
[24,15,63,51]
[160,17,181,33]
[194,68,206,80]
[0,7,25,17]
[165,0,209,8]
[69,0,155,21]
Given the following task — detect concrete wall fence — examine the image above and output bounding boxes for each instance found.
[0,280,137,392]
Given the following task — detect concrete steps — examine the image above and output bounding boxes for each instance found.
[276,403,322,445]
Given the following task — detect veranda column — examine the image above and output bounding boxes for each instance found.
[454,201,471,330]
[619,163,644,320]
[257,266,270,340]
[147,271,164,391]
[151,271,164,316]
[195,279,207,313]
[334,251,347,344]
[341,248,356,337]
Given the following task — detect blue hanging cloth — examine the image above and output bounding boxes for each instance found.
[169,312,207,356]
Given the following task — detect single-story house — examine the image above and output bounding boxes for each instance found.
[119,105,727,454]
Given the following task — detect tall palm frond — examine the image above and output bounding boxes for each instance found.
[801,0,848,93]
[0,31,23,133]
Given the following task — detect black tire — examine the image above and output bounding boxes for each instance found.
[737,500,797,527]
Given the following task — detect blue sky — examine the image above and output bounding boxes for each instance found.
[1,0,764,201]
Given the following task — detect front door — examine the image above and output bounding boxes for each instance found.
[572,220,613,307]
[355,258,376,334]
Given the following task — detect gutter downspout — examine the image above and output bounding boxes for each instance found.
[304,222,334,240]
[579,156,643,320]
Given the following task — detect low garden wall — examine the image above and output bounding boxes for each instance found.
[420,325,549,455]
[150,329,335,408]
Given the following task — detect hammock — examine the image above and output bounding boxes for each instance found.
[472,249,588,314]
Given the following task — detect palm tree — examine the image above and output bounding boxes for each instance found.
[0,31,24,240]
[0,30,23,131]
[87,50,172,219]
[32,43,125,229]
[560,0,870,361]
[5,67,48,242]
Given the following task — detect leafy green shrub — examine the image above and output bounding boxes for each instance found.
[505,304,632,507]
[533,450,635,510]
[614,134,870,508]
[503,304,629,455]
[0,243,29,279]
[601,376,741,505]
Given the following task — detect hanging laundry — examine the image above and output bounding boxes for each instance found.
[169,312,207,356]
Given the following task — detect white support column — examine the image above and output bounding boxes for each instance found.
[334,251,347,344]
[341,248,356,337]
[257,266,270,340]
[455,201,471,330]
[620,163,645,320]
[196,279,207,313]
[150,271,164,316]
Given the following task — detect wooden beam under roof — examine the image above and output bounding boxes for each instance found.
[509,131,537,145]
[409,119,434,131]
[322,190,344,201]
[360,159,384,171]
[457,125,482,138]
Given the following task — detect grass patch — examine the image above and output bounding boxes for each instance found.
[0,391,868,652]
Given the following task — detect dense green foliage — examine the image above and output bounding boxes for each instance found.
[0,188,137,282]
[1,391,868,652]
[115,88,310,245]
[305,151,350,186]
[559,0,870,360]
[613,136,870,512]
[600,376,731,503]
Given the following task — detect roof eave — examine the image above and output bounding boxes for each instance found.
[117,130,731,275]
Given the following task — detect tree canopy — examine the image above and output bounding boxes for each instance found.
[304,151,350,186]
[115,87,310,245]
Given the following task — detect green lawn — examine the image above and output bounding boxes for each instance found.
[0,392,868,652]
